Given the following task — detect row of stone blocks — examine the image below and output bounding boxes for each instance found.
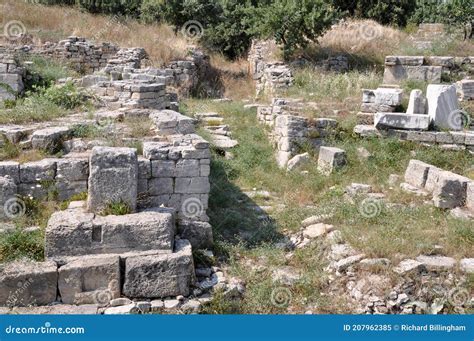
[0,208,195,307]
[403,159,474,211]
[0,54,25,101]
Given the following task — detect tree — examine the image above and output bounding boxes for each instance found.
[256,0,340,59]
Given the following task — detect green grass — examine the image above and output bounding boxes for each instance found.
[183,98,473,314]
[0,228,44,263]
[101,200,132,216]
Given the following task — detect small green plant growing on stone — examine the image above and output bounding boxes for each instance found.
[101,200,132,216]
[0,138,20,161]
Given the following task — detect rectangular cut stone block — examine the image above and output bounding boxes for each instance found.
[317,147,347,176]
[45,209,175,259]
[374,113,430,130]
[404,160,433,188]
[426,84,461,130]
[0,261,57,307]
[56,180,87,201]
[123,240,195,298]
[374,88,403,107]
[148,177,174,195]
[175,159,200,177]
[432,171,470,209]
[424,165,442,192]
[383,64,442,84]
[58,255,120,305]
[31,127,71,152]
[151,160,176,177]
[137,157,151,179]
[175,177,210,194]
[406,89,426,115]
[56,158,89,181]
[149,110,195,135]
[87,147,138,213]
[20,159,57,183]
[0,161,20,183]
[143,142,170,160]
[0,176,17,208]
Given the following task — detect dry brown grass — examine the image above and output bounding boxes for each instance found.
[317,19,406,64]
[0,0,188,65]
[210,54,254,100]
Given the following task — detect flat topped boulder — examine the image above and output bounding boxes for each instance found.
[45,208,175,259]
[0,261,58,307]
[149,110,196,135]
[31,126,71,153]
[87,147,138,213]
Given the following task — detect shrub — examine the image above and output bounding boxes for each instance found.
[41,82,88,109]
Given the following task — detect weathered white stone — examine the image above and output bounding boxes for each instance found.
[103,303,137,315]
[404,160,433,188]
[406,89,426,115]
[175,177,210,194]
[110,297,132,307]
[56,159,89,181]
[303,223,334,239]
[432,171,470,209]
[58,255,120,305]
[334,254,365,272]
[178,221,213,250]
[150,110,195,135]
[0,176,17,210]
[415,255,456,272]
[374,88,403,107]
[345,183,372,197]
[317,147,347,175]
[20,159,56,183]
[272,266,301,285]
[393,259,425,275]
[286,153,310,171]
[374,113,430,130]
[0,161,20,183]
[87,147,138,213]
[426,84,461,130]
[0,261,58,306]
[460,258,474,273]
[31,127,71,152]
[123,240,195,298]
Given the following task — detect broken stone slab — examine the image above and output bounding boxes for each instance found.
[210,135,238,150]
[45,209,175,259]
[393,259,426,275]
[385,56,425,66]
[58,255,121,305]
[374,113,430,130]
[432,171,470,209]
[0,261,58,307]
[123,239,195,298]
[150,110,195,135]
[272,266,301,286]
[334,254,365,272]
[103,303,138,315]
[177,221,213,250]
[359,258,391,269]
[400,182,430,196]
[425,165,443,193]
[31,127,71,153]
[404,159,433,188]
[301,214,332,227]
[406,89,426,115]
[0,161,20,183]
[345,183,372,197]
[317,146,347,176]
[303,223,334,239]
[56,158,89,181]
[460,258,474,273]
[19,159,57,183]
[353,125,380,137]
[415,255,456,272]
[87,147,138,213]
[426,84,461,130]
[374,88,403,107]
[286,152,310,171]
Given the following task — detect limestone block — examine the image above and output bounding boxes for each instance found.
[375,113,430,130]
[317,147,347,176]
[374,88,403,107]
[424,165,443,192]
[385,56,424,66]
[19,159,57,183]
[56,181,87,201]
[148,177,174,195]
[0,161,20,183]
[149,110,195,135]
[178,221,213,250]
[58,255,120,305]
[404,160,433,188]
[406,89,426,115]
[432,171,470,209]
[467,182,474,211]
[143,142,170,160]
[415,255,456,272]
[0,261,57,306]
[137,157,151,179]
[31,127,71,152]
[175,159,200,177]
[175,177,210,194]
[87,147,138,213]
[151,160,175,177]
[0,176,17,210]
[56,158,89,181]
[45,209,175,259]
[286,153,310,171]
[123,240,195,298]
[426,84,461,130]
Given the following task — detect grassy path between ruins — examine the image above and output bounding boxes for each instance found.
[182,99,474,314]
